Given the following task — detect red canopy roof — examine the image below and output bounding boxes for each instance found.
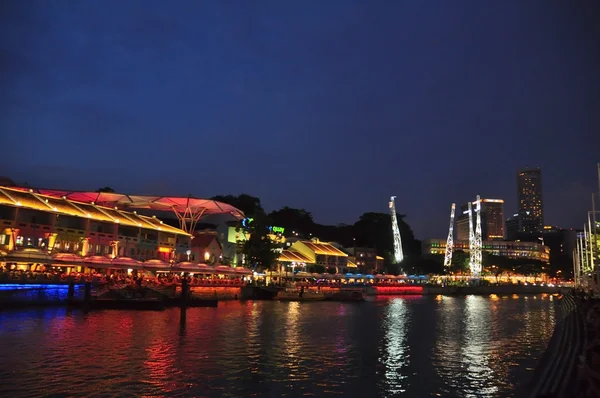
[8,187,245,232]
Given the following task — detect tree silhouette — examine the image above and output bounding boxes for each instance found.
[239,213,279,271]
[211,194,263,217]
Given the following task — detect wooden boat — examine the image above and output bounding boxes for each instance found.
[274,288,326,301]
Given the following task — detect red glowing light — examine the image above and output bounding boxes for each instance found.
[373,285,423,295]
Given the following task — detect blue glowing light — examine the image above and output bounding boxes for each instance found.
[0,284,80,290]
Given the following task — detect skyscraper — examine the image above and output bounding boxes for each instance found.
[455,198,505,241]
[517,167,544,232]
[479,199,505,239]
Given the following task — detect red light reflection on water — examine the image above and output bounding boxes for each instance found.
[375,294,424,301]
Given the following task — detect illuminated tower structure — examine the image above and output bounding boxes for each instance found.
[473,195,483,276]
[468,202,476,273]
[443,203,456,271]
[389,196,404,264]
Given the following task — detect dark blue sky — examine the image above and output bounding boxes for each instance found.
[1,1,599,239]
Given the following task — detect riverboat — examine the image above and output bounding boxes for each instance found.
[274,288,326,301]
[324,289,365,302]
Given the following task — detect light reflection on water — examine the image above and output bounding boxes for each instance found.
[462,295,498,397]
[0,296,556,397]
[380,298,409,395]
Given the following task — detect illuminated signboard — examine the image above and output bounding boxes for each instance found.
[270,226,285,234]
[242,218,285,234]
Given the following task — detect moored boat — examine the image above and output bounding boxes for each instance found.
[274,288,325,301]
[324,289,366,302]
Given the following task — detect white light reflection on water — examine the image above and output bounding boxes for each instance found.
[283,302,304,381]
[462,295,497,397]
[432,295,465,395]
[379,298,410,395]
[245,302,261,375]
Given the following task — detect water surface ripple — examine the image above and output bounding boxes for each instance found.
[0,295,557,397]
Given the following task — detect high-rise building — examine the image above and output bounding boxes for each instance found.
[517,167,544,232]
[479,198,505,240]
[455,198,505,241]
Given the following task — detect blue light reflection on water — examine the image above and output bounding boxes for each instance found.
[0,296,557,397]
[0,283,83,302]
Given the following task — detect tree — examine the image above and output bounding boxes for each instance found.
[413,255,444,275]
[352,212,420,268]
[239,213,279,271]
[96,187,115,193]
[450,250,470,274]
[268,207,315,237]
[212,194,263,217]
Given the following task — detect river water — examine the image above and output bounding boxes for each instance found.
[0,294,557,397]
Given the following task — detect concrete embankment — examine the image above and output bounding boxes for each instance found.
[521,293,585,398]
[423,285,569,296]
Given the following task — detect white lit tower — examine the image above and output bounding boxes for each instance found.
[473,195,483,276]
[443,203,456,271]
[389,196,404,264]
[468,201,476,273]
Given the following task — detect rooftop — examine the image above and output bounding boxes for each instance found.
[300,241,348,257]
[279,250,312,263]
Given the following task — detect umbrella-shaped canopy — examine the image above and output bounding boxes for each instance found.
[52,252,84,267]
[4,248,53,263]
[172,262,202,273]
[214,265,235,274]
[143,259,171,271]
[111,257,143,269]
[83,255,113,268]
[52,252,84,263]
[234,267,253,275]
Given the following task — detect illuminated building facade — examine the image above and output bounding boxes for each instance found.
[517,167,544,232]
[455,198,505,241]
[422,238,550,263]
[344,247,384,274]
[0,186,192,265]
[190,231,222,264]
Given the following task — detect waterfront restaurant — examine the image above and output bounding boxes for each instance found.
[0,186,192,271]
[289,238,349,273]
[278,249,313,273]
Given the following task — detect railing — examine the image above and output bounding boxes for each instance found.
[524,293,586,398]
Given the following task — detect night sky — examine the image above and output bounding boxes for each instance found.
[1,1,599,239]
